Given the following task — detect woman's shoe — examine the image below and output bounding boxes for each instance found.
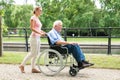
[32,68,41,73]
[19,65,25,73]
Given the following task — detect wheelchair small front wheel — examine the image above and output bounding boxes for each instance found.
[69,67,77,76]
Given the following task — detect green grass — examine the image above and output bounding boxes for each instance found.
[3,37,47,43]
[0,51,120,69]
[0,52,27,64]
[3,37,25,42]
[3,37,120,44]
[86,54,120,69]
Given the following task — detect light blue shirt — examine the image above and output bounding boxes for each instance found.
[47,28,64,45]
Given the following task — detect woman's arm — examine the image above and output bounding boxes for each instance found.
[30,19,45,36]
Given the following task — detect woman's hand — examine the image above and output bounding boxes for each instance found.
[39,30,46,36]
[41,32,46,36]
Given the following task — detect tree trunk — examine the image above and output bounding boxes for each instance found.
[0,16,2,57]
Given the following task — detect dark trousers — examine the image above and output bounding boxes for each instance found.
[63,44,85,62]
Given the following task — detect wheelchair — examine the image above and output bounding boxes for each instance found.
[37,35,83,76]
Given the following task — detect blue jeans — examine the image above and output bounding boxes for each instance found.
[63,44,85,62]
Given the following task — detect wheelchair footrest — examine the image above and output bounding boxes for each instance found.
[69,64,83,76]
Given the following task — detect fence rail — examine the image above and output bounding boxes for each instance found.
[3,27,120,54]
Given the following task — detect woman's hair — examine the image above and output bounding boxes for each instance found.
[33,6,42,14]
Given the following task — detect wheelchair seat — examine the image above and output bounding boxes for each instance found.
[47,35,68,55]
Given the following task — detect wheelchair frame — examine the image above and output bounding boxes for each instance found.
[37,35,81,76]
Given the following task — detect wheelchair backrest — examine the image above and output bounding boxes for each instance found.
[46,34,68,55]
[46,35,52,46]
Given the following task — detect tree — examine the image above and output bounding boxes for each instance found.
[2,0,119,36]
[36,0,96,28]
[0,0,15,56]
[99,0,120,35]
[3,1,33,28]
[0,0,6,56]
[99,0,120,27]
[0,15,2,56]
[4,5,14,28]
[3,4,33,35]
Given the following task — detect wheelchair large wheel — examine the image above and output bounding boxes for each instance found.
[59,54,68,71]
[37,49,63,76]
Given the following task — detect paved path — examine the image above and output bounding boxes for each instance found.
[0,64,120,80]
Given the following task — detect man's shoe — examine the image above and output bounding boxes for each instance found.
[82,63,91,67]
[82,60,94,67]
[19,65,25,73]
[78,61,84,69]
[89,62,94,66]
[32,68,41,73]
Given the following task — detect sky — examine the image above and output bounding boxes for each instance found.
[14,0,101,9]
[95,0,101,9]
[14,0,35,6]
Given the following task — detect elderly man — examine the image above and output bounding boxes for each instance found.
[47,20,94,68]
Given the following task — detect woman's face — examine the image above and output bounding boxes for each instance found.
[36,8,42,16]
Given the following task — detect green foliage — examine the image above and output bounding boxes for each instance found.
[2,24,8,36]
[1,0,120,35]
[4,5,14,28]
[99,0,120,26]
[4,5,33,28]
[37,0,96,28]
[99,0,120,35]
[17,5,33,28]
[0,10,4,16]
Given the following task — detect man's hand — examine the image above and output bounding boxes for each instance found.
[68,42,78,45]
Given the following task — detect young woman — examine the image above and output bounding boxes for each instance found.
[19,6,46,73]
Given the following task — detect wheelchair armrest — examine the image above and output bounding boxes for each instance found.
[50,45,68,54]
[61,46,68,54]
[50,45,61,48]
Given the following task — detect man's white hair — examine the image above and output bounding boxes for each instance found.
[53,20,62,28]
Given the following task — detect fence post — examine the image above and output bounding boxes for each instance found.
[0,16,2,56]
[64,27,67,41]
[23,28,28,52]
[108,27,111,55]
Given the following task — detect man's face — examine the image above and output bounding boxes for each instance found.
[55,23,62,32]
